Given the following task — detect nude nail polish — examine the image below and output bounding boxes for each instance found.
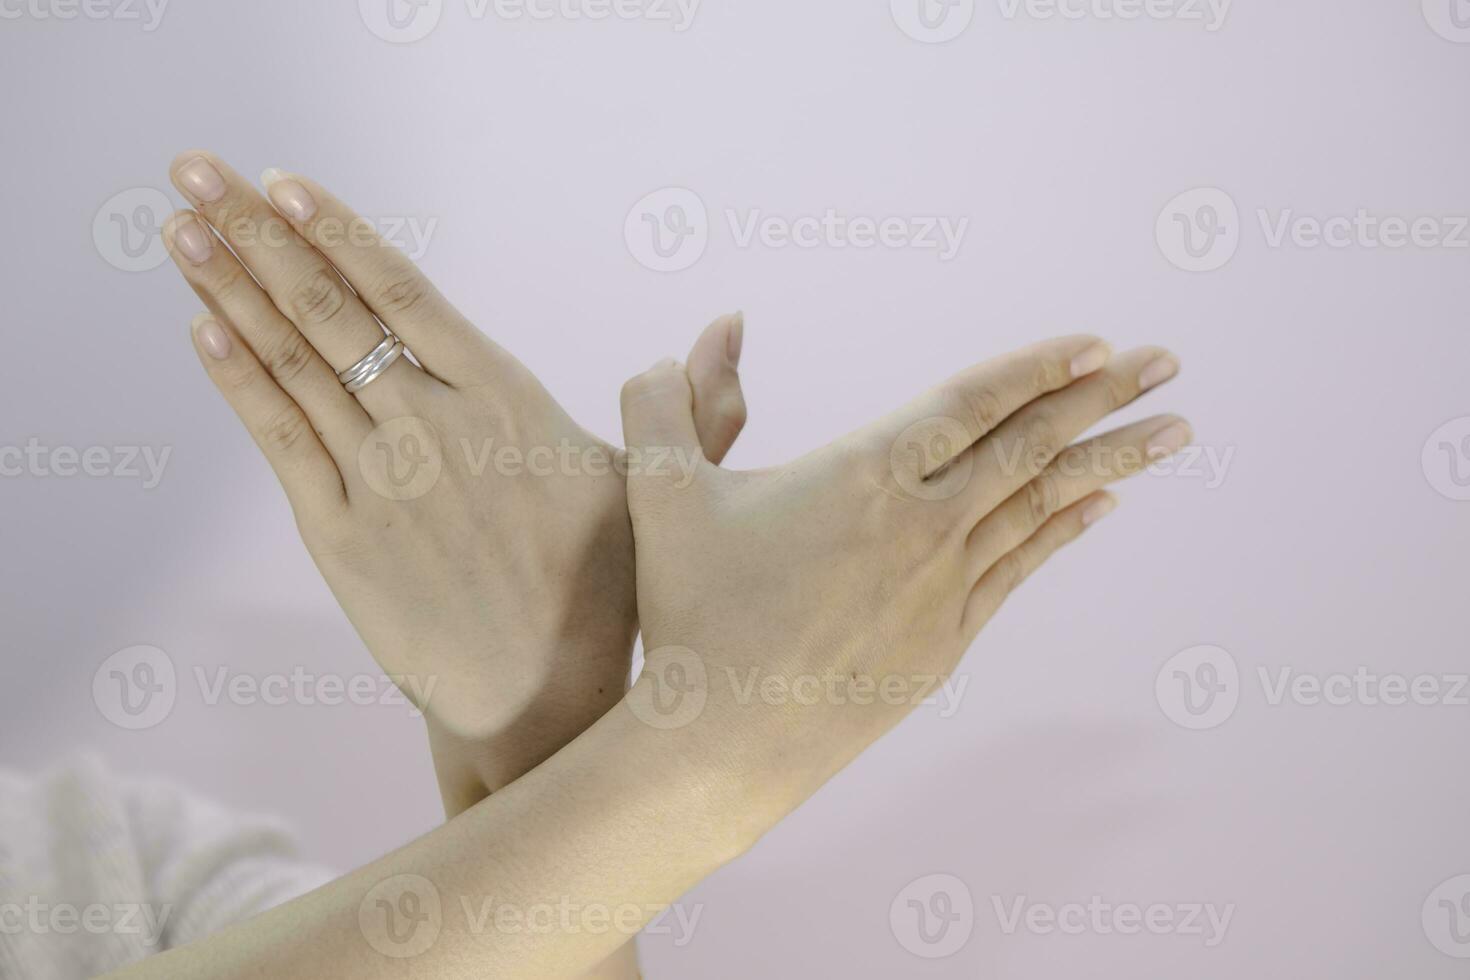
[177,157,225,203]
[262,169,317,221]
[1146,421,1192,459]
[1082,496,1117,526]
[173,216,213,265]
[1138,355,1180,392]
[192,314,231,360]
[1070,342,1110,379]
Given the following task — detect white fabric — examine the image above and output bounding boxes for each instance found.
[0,756,334,980]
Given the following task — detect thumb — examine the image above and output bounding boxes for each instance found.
[685,311,747,465]
[621,358,703,467]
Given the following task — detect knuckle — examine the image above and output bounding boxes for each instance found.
[954,384,1005,438]
[1032,356,1066,393]
[256,330,318,386]
[285,265,348,325]
[1100,371,1133,412]
[258,405,312,455]
[997,551,1029,594]
[1024,472,1061,528]
[1021,413,1061,473]
[372,270,431,318]
[718,389,748,436]
[206,258,251,297]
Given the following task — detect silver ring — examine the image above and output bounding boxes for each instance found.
[338,333,398,385]
[343,341,405,393]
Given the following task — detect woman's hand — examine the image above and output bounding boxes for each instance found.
[162,151,749,807]
[619,337,1188,830]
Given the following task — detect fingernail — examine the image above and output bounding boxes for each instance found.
[1146,421,1192,459]
[726,311,744,368]
[262,169,317,221]
[177,157,225,203]
[173,215,213,265]
[1138,355,1180,392]
[1070,342,1111,379]
[1081,495,1117,527]
[192,314,231,360]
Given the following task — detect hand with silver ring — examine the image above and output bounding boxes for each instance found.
[161,150,750,819]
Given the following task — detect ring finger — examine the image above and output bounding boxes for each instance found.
[965,414,1192,578]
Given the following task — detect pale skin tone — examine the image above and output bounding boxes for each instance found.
[117,150,1190,978]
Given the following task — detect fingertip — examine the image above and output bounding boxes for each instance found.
[1080,492,1118,527]
[726,311,744,368]
[190,313,232,361]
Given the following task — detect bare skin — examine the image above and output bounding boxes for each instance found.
[109,310,1188,976]
[164,151,751,978]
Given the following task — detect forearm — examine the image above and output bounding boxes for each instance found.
[113,686,750,979]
